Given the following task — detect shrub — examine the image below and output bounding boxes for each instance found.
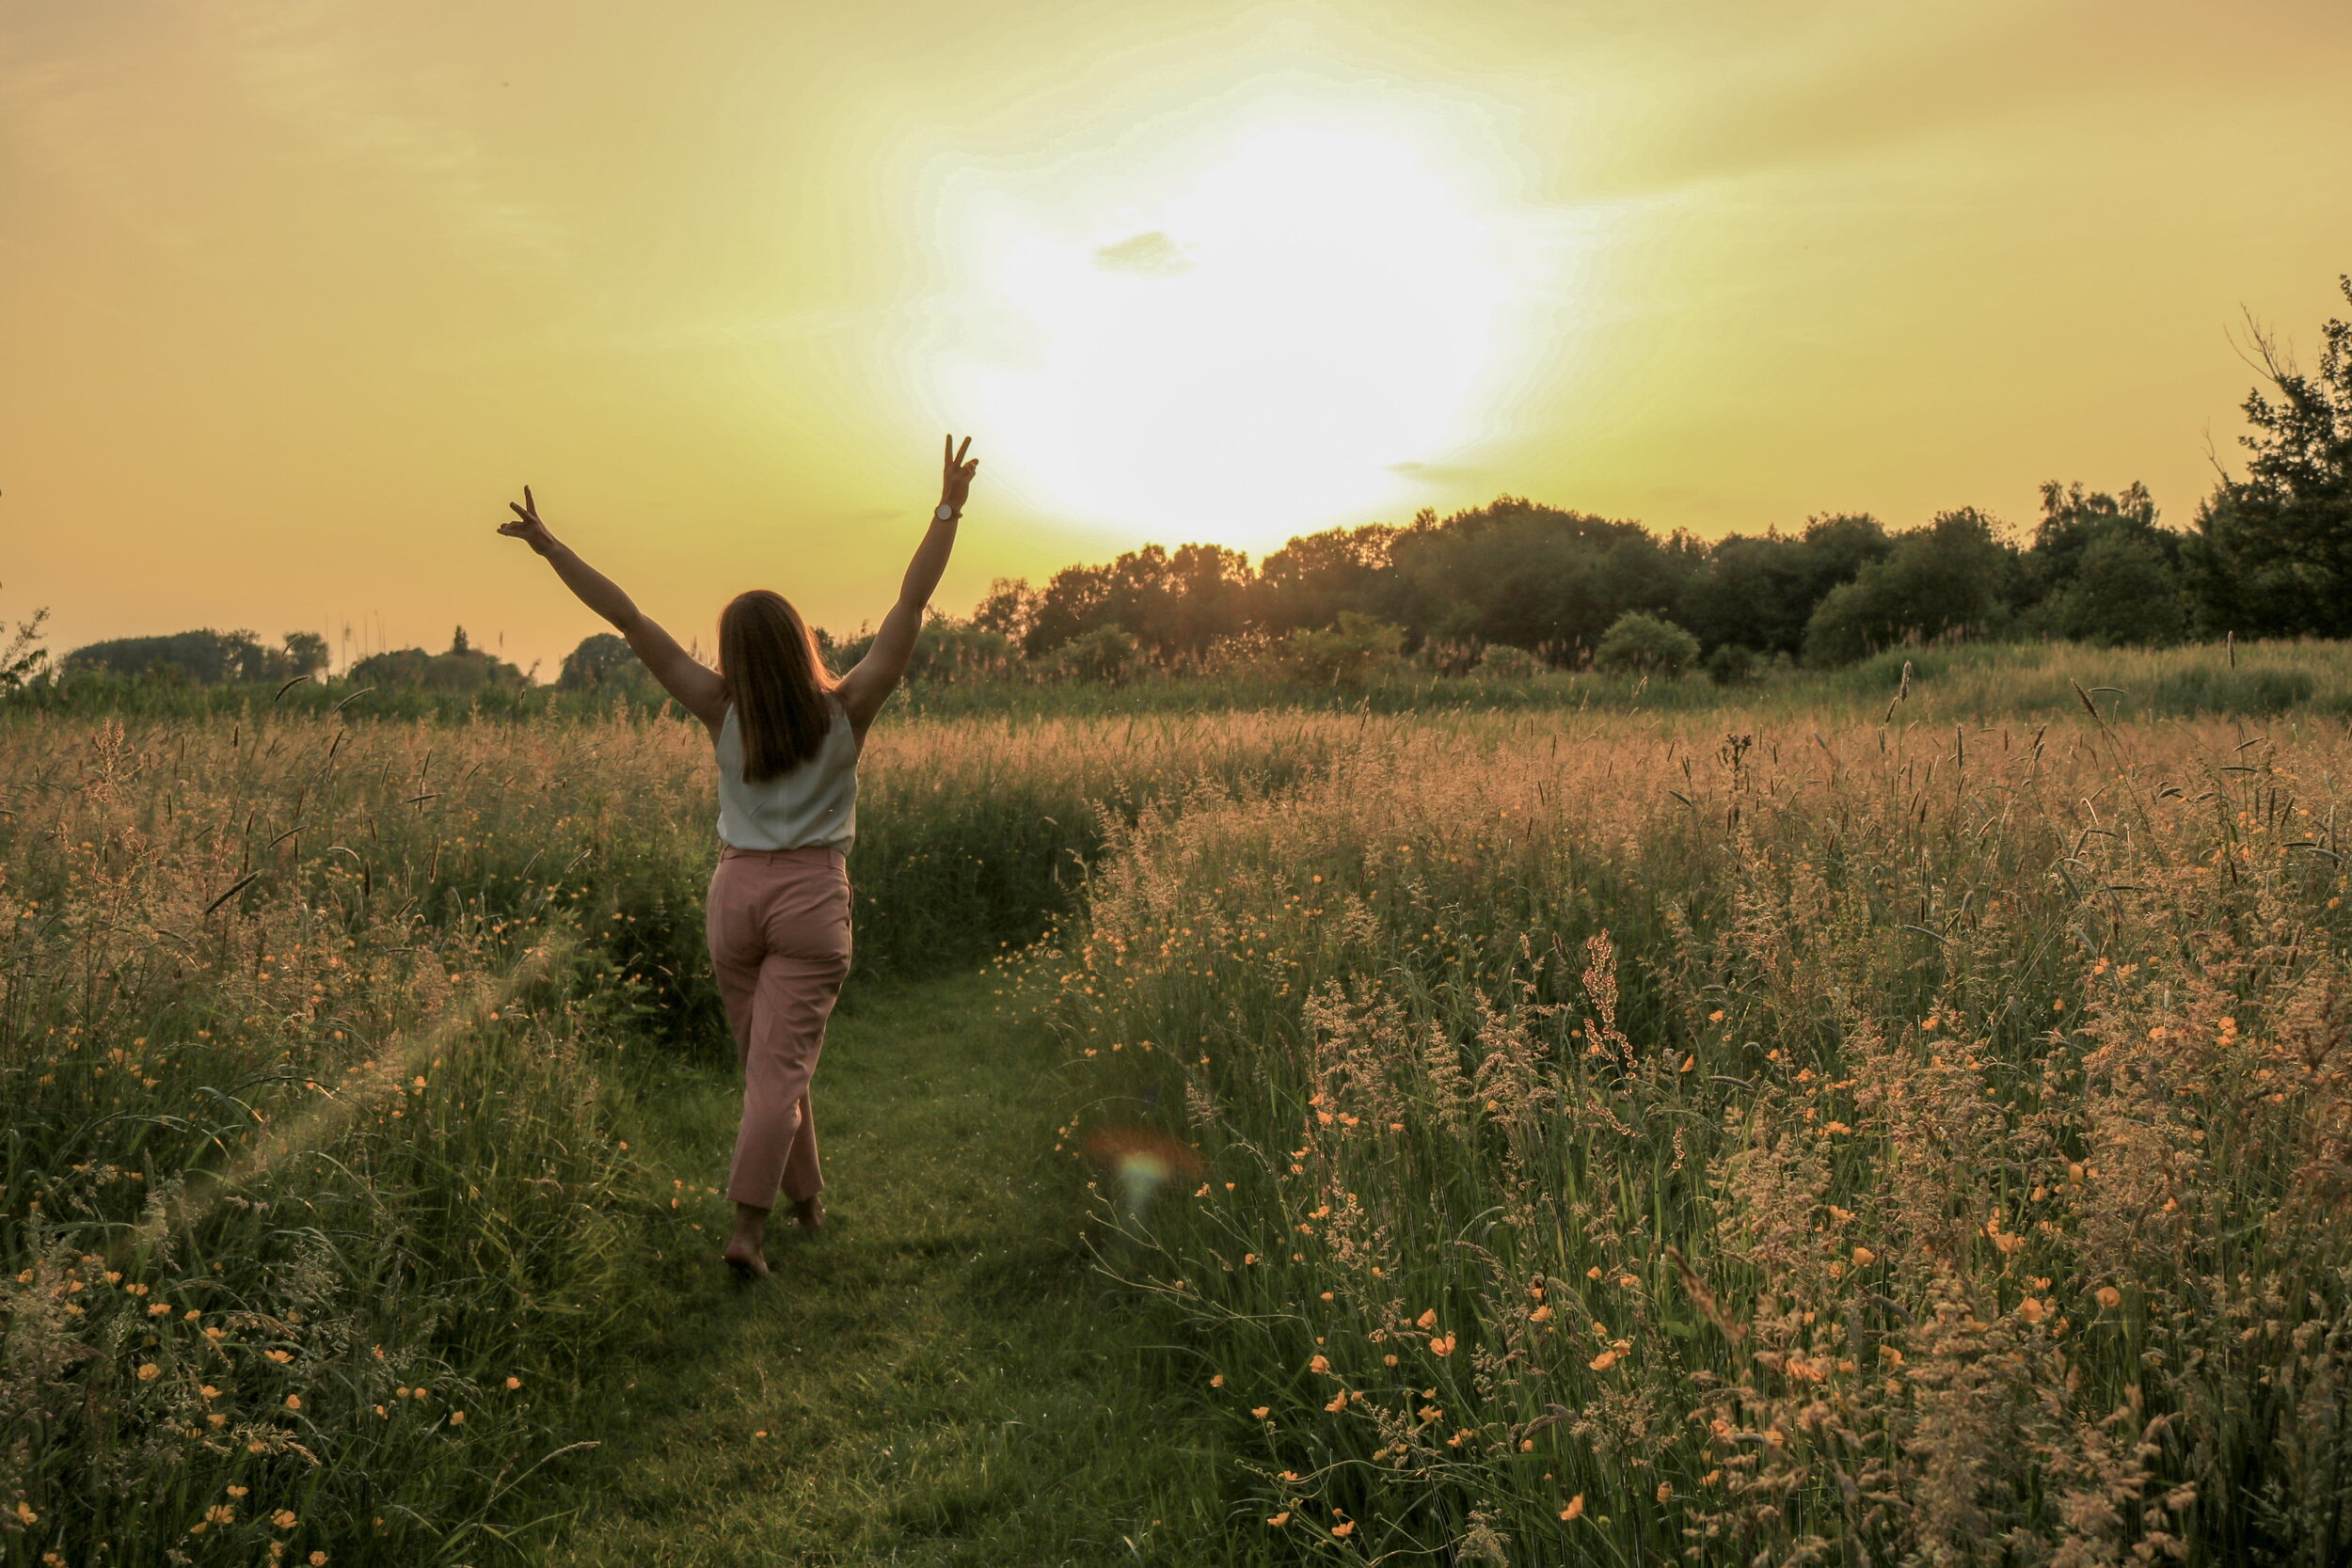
[1472,643,1548,681]
[1703,641,1758,686]
[1592,611,1699,676]
[1280,612,1405,688]
[1042,625,1142,685]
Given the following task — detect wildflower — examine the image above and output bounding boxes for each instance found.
[1267,1513,1291,1528]
[1210,1374,1224,1387]
[149,1302,171,1317]
[1309,1354,1329,1373]
[2020,1298,2046,1323]
[1852,1246,1875,1266]
[137,1363,161,1381]
[1561,1495,1585,1521]
[1251,1406,1270,1419]
[1416,1308,1438,1329]
[274,1510,298,1528]
[284,1395,300,1410]
[505,1376,521,1390]
[1430,1335,1456,1356]
[1332,1521,1355,1538]
[1325,1391,1348,1412]
[2096,1286,2122,1309]
[312,1555,329,1566]
[266,1350,294,1364]
[1589,1349,1618,1371]
[201,1386,220,1399]
[449,1411,465,1424]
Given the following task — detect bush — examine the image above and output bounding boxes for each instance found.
[558,632,654,690]
[1593,611,1700,676]
[1280,611,1405,688]
[1042,625,1142,685]
[1471,643,1548,681]
[2056,531,2190,646]
[1704,642,1759,686]
[1803,508,2016,665]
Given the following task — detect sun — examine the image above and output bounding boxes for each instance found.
[932,119,1532,549]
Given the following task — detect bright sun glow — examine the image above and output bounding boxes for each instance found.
[934,120,1534,548]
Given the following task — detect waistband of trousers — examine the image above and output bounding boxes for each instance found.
[717,844,847,863]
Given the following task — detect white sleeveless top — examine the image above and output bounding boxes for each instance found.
[714,696,860,853]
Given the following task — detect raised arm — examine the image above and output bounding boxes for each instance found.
[497,486,728,732]
[835,436,978,736]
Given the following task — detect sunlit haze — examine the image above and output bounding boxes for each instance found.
[4,1,2349,673]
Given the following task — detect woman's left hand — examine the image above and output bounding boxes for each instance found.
[939,436,978,516]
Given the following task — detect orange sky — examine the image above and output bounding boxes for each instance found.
[4,0,2349,674]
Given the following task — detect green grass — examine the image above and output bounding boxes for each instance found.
[546,973,1254,1568]
[13,637,2352,726]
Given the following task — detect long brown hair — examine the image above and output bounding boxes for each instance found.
[718,590,834,782]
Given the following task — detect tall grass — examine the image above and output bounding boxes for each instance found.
[0,705,1355,1562]
[1055,709,2352,1562]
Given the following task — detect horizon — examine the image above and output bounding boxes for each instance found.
[6,1,2351,674]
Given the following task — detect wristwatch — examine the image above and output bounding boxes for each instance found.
[934,502,961,523]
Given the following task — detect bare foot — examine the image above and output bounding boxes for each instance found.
[791,1195,826,1232]
[725,1200,771,1279]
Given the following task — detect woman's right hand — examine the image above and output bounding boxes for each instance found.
[497,485,557,554]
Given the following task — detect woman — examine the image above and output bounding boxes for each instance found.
[498,436,979,1279]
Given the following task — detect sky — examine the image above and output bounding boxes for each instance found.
[4,0,2350,674]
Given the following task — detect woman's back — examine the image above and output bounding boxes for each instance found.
[714,696,859,852]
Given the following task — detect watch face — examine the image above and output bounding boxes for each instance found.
[935,503,956,521]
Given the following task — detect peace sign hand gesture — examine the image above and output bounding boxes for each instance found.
[497,485,556,555]
[939,435,978,516]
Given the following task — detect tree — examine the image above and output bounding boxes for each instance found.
[2185,276,2352,638]
[2024,481,2187,645]
[62,628,322,684]
[350,627,525,690]
[1594,610,1700,676]
[1803,508,2017,665]
[281,631,331,674]
[1255,524,1397,634]
[557,632,649,690]
[2061,531,2189,646]
[0,587,48,693]
[970,578,1039,644]
[1382,498,1688,659]
[1677,514,1893,657]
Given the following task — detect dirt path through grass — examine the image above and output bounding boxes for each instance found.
[547,972,1238,1568]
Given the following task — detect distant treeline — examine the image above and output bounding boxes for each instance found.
[959,271,2350,677]
[13,275,2348,698]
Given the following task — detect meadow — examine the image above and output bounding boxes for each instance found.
[4,641,2350,1564]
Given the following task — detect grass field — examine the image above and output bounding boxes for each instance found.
[5,641,2351,1564]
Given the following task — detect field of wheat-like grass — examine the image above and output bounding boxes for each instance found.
[1055,707,2352,1562]
[0,706,1357,1563]
[8,687,2352,1564]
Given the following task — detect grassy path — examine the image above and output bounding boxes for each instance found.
[548,972,1241,1568]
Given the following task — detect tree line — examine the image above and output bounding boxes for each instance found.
[16,275,2348,695]
[958,273,2350,677]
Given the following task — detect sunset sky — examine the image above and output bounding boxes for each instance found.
[4,0,2350,674]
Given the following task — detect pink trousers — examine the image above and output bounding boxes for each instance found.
[706,845,852,1210]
